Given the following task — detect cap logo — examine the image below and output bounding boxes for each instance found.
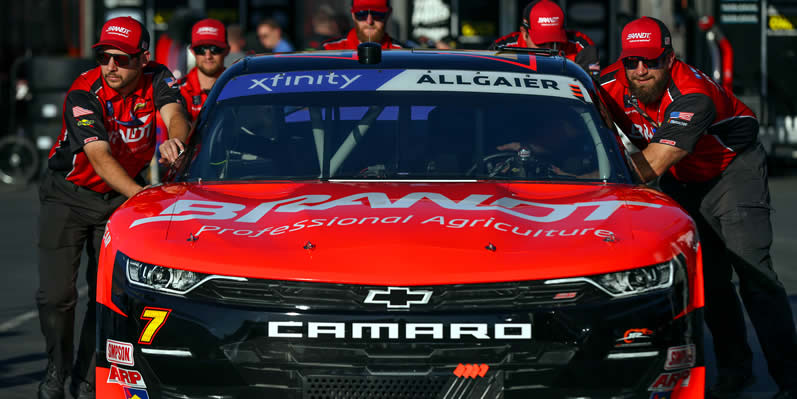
[106,26,131,37]
[536,16,561,26]
[626,32,652,42]
[196,26,218,35]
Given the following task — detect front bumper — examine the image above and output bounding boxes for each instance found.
[98,255,704,399]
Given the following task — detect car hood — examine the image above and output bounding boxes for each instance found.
[107,181,695,285]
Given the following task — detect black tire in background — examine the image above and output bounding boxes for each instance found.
[0,135,40,185]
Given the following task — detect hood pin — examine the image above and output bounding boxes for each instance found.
[603,233,617,243]
[187,233,198,242]
[304,241,315,250]
[485,242,496,252]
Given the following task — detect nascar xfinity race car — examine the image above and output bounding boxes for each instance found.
[96,44,705,399]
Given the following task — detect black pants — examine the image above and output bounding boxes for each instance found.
[660,142,797,390]
[36,171,126,384]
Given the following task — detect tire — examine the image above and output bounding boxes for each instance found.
[0,135,40,185]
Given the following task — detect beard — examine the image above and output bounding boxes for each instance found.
[198,62,222,77]
[627,73,670,105]
[355,24,385,43]
[103,68,140,91]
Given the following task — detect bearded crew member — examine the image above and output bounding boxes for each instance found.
[320,0,405,50]
[179,18,229,121]
[599,17,797,399]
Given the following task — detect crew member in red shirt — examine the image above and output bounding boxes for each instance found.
[320,0,405,50]
[180,18,228,121]
[490,0,599,78]
[36,17,190,399]
[599,17,797,399]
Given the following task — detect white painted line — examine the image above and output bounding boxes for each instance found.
[0,286,89,333]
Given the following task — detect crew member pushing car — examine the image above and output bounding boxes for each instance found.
[489,0,600,78]
[599,17,797,399]
[36,16,190,399]
[320,0,406,50]
[179,18,229,121]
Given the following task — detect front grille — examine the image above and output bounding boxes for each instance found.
[189,278,604,311]
[304,376,448,399]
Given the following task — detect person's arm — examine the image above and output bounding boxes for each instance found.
[630,93,717,182]
[83,141,144,198]
[158,101,190,164]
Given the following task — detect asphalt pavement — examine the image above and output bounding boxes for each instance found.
[1,174,796,398]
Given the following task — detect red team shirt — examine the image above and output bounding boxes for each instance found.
[320,29,404,50]
[599,58,758,182]
[48,62,182,193]
[490,29,594,62]
[177,67,217,121]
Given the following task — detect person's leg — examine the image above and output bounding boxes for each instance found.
[72,220,104,387]
[714,144,797,391]
[36,174,89,398]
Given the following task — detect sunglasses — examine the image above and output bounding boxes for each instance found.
[622,51,669,70]
[354,10,387,22]
[193,45,225,55]
[95,51,141,67]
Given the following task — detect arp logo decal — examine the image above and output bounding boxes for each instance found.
[129,193,662,228]
[106,339,134,366]
[107,364,146,388]
[123,387,150,399]
[648,370,691,391]
[664,344,695,370]
[453,363,489,378]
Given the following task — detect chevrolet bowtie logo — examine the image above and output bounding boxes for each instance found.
[364,287,432,309]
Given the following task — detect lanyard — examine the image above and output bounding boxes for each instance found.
[628,95,660,130]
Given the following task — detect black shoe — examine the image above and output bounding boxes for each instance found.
[708,374,756,399]
[69,378,95,399]
[38,362,67,399]
[773,390,795,399]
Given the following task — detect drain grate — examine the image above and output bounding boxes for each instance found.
[304,376,447,399]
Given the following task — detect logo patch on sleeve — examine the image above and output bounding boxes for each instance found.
[72,106,93,117]
[669,112,693,121]
[164,77,177,88]
[659,139,677,146]
[83,137,99,144]
[77,119,95,127]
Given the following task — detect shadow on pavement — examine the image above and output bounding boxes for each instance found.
[0,352,46,389]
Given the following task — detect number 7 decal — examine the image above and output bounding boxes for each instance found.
[138,307,171,345]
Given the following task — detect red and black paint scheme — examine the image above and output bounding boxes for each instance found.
[96,48,705,398]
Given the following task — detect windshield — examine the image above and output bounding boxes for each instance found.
[185,70,625,182]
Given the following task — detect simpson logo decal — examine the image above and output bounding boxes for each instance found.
[129,193,661,228]
[123,387,150,399]
[107,364,146,388]
[106,339,134,366]
[664,344,696,370]
[219,70,591,102]
[649,370,691,391]
[72,106,93,117]
[453,363,489,378]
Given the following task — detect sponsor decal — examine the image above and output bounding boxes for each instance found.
[138,307,171,345]
[650,392,672,399]
[129,193,662,228]
[267,321,532,340]
[669,112,693,121]
[537,17,561,26]
[659,139,677,146]
[632,123,655,141]
[106,339,134,366]
[618,328,654,344]
[626,32,653,42]
[569,84,585,101]
[453,363,489,378]
[648,370,691,391]
[196,26,218,35]
[364,287,432,309]
[666,119,688,127]
[123,387,150,399]
[219,70,589,102]
[664,344,696,370]
[83,137,99,144]
[77,119,94,127]
[107,364,146,388]
[133,101,147,111]
[103,224,112,247]
[106,26,131,37]
[72,106,93,117]
[113,114,152,144]
[164,77,177,88]
[553,292,577,299]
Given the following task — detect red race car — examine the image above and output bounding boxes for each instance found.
[96,45,705,398]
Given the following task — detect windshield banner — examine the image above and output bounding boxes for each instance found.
[219,69,591,103]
